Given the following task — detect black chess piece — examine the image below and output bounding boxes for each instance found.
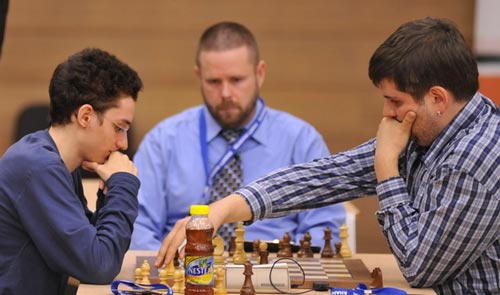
[321,227,334,258]
[240,260,256,295]
[252,239,260,257]
[229,236,236,257]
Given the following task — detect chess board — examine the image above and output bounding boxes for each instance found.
[136,255,382,290]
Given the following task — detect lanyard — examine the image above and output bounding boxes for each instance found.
[110,280,173,295]
[330,283,407,295]
[200,97,266,202]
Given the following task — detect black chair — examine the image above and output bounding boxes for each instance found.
[14,103,50,142]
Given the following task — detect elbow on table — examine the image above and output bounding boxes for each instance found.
[76,262,121,284]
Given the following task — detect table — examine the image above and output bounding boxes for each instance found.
[77,251,436,295]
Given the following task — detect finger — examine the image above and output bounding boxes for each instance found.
[155,226,180,268]
[401,111,416,131]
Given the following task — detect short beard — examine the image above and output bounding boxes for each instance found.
[203,90,259,130]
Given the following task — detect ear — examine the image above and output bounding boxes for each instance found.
[194,65,201,80]
[75,104,95,128]
[256,60,266,89]
[428,86,449,113]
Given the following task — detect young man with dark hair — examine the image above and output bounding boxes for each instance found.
[0,48,143,294]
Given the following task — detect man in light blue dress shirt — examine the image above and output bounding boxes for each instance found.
[130,21,345,250]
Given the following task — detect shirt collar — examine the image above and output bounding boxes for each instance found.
[412,92,488,164]
[202,98,266,144]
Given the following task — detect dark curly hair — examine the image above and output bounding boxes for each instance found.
[48,48,143,125]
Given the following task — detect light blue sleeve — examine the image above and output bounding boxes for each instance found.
[130,128,169,250]
[290,124,346,247]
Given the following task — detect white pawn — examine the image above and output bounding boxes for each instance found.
[141,260,151,284]
[214,265,227,295]
[172,269,184,294]
[339,224,352,258]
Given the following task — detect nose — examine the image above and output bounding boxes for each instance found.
[382,101,396,118]
[116,134,128,151]
[221,81,232,100]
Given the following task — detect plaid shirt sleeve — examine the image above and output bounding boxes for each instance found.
[237,139,379,221]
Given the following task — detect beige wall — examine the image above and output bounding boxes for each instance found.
[0,0,475,253]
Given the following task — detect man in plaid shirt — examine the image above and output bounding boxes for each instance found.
[158,17,500,295]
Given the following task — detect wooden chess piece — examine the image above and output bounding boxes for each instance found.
[166,258,176,278]
[134,267,142,283]
[233,222,247,264]
[282,232,293,257]
[258,241,269,264]
[276,239,285,257]
[173,269,184,293]
[140,260,151,284]
[214,265,227,295]
[302,239,314,258]
[213,235,225,266]
[252,239,260,257]
[334,242,342,258]
[174,249,180,268]
[159,268,168,286]
[239,260,256,295]
[296,238,305,258]
[233,238,247,264]
[229,236,236,257]
[370,267,383,288]
[321,227,334,258]
[339,224,352,258]
[302,232,314,258]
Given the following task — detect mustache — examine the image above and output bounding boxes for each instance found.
[216,102,240,110]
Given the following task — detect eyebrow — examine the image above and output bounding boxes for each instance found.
[118,119,132,126]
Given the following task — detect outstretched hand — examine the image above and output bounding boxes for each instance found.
[375,111,416,181]
[155,216,190,268]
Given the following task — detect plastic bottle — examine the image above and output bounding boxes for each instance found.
[184,204,214,295]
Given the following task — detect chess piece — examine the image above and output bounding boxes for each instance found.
[339,224,352,258]
[166,258,176,278]
[239,260,256,295]
[229,236,236,257]
[276,239,285,257]
[282,232,293,257]
[252,239,260,257]
[233,222,247,264]
[258,241,269,264]
[233,238,247,264]
[174,249,181,268]
[159,268,168,286]
[277,232,292,257]
[140,260,151,284]
[334,242,342,258]
[370,267,383,288]
[213,235,225,266]
[173,269,185,293]
[321,227,334,258]
[302,239,314,258]
[302,232,314,258]
[214,265,227,295]
[296,238,305,258]
[134,267,142,283]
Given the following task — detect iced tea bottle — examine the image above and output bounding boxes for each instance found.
[184,204,214,295]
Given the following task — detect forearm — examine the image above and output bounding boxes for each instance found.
[208,194,252,230]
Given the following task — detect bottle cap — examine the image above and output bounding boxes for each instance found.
[190,204,209,215]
